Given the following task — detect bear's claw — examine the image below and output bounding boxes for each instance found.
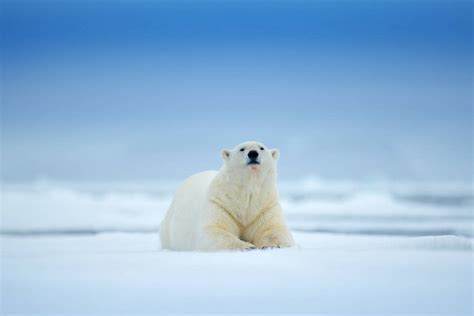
[261,245,281,250]
[243,246,257,251]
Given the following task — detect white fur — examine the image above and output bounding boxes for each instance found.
[160,141,295,251]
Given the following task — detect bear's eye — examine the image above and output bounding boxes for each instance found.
[240,148,245,152]
[260,147,264,150]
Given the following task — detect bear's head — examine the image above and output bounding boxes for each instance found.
[221,141,279,174]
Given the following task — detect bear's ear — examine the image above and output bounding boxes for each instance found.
[270,148,280,160]
[221,149,231,161]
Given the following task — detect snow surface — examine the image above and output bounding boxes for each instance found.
[1,179,473,315]
[1,233,473,315]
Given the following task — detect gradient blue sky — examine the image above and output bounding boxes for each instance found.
[1,0,472,182]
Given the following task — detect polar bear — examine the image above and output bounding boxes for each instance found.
[160,141,295,251]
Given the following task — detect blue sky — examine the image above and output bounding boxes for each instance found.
[1,0,472,182]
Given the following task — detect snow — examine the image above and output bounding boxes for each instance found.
[1,233,472,315]
[1,179,473,315]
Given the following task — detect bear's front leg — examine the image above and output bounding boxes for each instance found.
[196,204,256,251]
[245,204,295,249]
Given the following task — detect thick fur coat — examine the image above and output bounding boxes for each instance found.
[160,141,295,251]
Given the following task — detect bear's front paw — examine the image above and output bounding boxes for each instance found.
[255,235,282,249]
[234,241,257,251]
[255,233,294,249]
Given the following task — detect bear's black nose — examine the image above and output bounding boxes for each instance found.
[248,150,259,160]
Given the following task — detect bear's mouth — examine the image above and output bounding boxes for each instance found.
[247,160,260,165]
